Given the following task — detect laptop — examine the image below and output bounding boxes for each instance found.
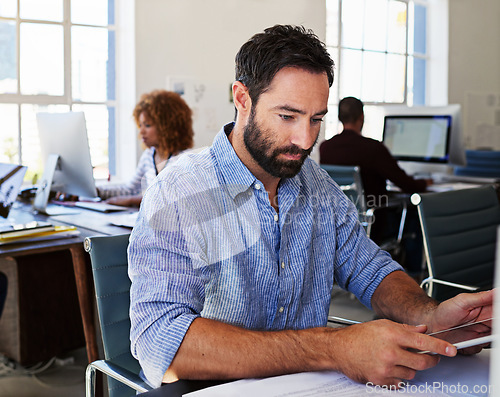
[0,163,27,219]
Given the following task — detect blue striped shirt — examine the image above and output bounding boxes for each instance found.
[128,122,402,386]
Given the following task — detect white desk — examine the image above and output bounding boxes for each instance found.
[181,350,493,397]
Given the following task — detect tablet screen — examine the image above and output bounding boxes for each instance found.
[427,318,494,350]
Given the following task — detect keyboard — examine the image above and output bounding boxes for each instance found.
[73,201,129,213]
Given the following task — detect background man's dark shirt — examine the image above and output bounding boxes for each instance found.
[319,129,427,204]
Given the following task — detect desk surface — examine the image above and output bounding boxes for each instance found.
[142,350,492,397]
[0,200,135,249]
[0,199,134,365]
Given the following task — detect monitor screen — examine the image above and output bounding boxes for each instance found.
[382,115,452,163]
[36,111,98,199]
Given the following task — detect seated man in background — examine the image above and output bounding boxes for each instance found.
[97,90,194,207]
[319,97,432,275]
[128,25,492,389]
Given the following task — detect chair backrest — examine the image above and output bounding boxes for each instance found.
[84,233,138,397]
[413,185,500,301]
[320,164,367,213]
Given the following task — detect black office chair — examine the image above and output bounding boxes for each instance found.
[84,234,153,397]
[411,185,500,301]
[320,164,374,236]
[320,164,407,256]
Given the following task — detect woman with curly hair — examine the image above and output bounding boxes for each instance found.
[97,90,194,207]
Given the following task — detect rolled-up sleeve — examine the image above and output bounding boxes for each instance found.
[128,177,205,387]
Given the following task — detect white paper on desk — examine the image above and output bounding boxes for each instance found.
[183,371,451,397]
[106,212,139,228]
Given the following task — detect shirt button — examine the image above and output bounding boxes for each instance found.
[281,262,285,269]
[274,214,279,222]
[278,306,284,313]
[255,183,261,190]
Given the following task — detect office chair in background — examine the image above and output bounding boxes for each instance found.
[320,164,407,257]
[84,234,153,397]
[411,185,500,302]
[320,164,374,236]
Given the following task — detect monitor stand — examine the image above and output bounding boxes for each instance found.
[33,154,80,216]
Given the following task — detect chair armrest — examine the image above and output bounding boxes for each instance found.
[420,277,479,292]
[86,359,153,395]
[327,315,362,326]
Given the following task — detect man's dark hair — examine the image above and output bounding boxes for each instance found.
[235,25,334,106]
[338,96,364,125]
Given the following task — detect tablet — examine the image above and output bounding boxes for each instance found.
[427,318,494,350]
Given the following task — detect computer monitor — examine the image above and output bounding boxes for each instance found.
[382,115,452,163]
[36,111,98,199]
[382,104,466,168]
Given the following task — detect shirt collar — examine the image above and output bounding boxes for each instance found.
[212,122,256,199]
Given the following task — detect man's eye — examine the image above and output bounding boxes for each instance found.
[280,115,293,121]
[312,118,324,124]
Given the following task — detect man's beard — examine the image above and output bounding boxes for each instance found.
[243,109,316,179]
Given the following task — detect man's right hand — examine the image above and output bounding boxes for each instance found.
[330,319,456,387]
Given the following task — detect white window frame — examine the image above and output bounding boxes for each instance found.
[0,0,136,183]
[324,0,448,141]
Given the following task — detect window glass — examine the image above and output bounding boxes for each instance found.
[20,0,63,22]
[20,104,69,181]
[20,23,64,96]
[414,4,427,55]
[0,104,19,163]
[72,26,109,102]
[326,0,339,46]
[0,21,17,94]
[363,0,387,52]
[341,0,364,49]
[324,104,340,140]
[361,51,386,102]
[72,104,110,179]
[339,49,362,100]
[326,0,429,140]
[362,105,386,140]
[71,0,109,26]
[0,0,17,18]
[387,1,407,54]
[412,57,426,105]
[0,0,116,182]
[385,53,406,103]
[327,47,339,104]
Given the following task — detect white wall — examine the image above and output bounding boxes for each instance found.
[135,0,326,154]
[132,0,500,161]
[448,0,500,149]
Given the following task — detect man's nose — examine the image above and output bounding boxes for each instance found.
[290,122,317,151]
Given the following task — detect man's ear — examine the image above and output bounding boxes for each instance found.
[232,81,251,116]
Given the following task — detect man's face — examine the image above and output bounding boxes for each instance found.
[242,67,329,179]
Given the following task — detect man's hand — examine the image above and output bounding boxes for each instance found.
[426,289,494,354]
[332,319,456,387]
[105,195,142,207]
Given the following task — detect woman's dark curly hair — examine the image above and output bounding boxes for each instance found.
[133,90,194,154]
